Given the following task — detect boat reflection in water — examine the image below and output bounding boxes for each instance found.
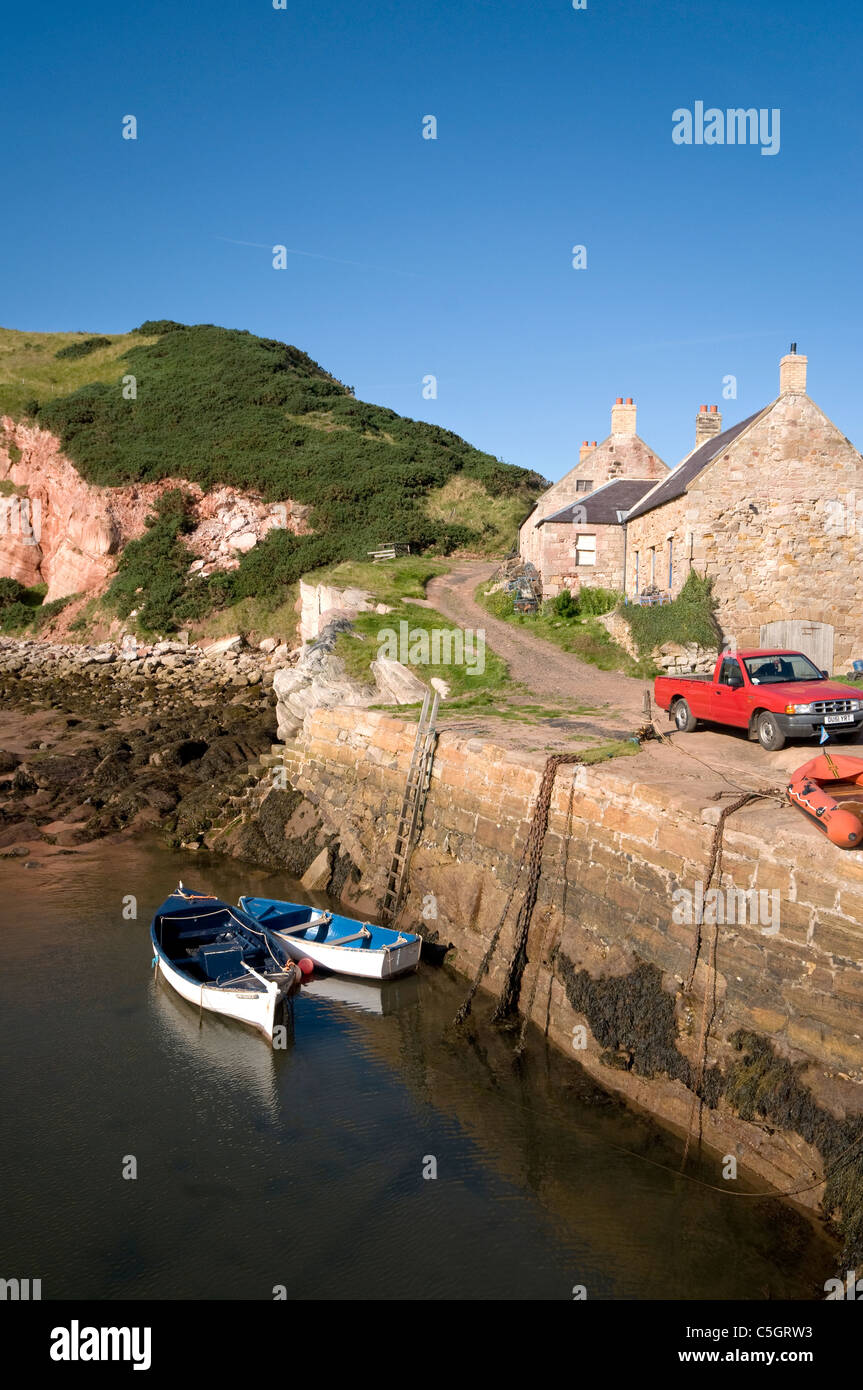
[300,971,421,1016]
[150,968,284,1114]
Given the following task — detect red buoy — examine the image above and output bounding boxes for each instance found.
[298,957,314,976]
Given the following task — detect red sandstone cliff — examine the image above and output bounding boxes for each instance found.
[0,417,311,604]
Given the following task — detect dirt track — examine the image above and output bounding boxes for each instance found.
[427,560,649,721]
[426,560,811,801]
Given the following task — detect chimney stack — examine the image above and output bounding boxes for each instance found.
[611,396,637,435]
[579,440,592,463]
[695,403,722,447]
[779,343,807,395]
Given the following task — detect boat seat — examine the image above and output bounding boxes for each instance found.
[268,906,313,928]
[198,941,245,982]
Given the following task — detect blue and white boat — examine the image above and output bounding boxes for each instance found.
[150,885,300,1038]
[238,896,423,980]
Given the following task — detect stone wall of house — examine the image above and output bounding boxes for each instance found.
[276,703,863,1203]
[624,494,690,597]
[536,520,625,597]
[624,395,863,669]
[520,431,668,570]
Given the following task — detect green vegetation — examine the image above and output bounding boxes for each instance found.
[433,691,600,721]
[106,489,200,633]
[55,336,112,361]
[2,320,543,632]
[306,556,449,606]
[619,570,720,656]
[0,577,29,607]
[0,326,158,419]
[424,476,535,555]
[0,578,73,634]
[478,582,653,678]
[550,585,620,619]
[335,604,510,699]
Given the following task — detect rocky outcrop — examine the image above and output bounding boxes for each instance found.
[273,619,374,740]
[187,486,311,577]
[370,655,429,704]
[0,418,309,603]
[298,578,393,643]
[273,618,437,740]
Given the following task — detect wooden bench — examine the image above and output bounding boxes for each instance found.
[367,543,411,561]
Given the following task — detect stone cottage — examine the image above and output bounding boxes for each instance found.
[624,349,863,669]
[519,397,668,594]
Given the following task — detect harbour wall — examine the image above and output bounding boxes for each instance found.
[275,705,863,1228]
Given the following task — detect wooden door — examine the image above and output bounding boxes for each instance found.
[759,620,834,674]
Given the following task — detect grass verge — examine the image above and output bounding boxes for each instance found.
[477,583,655,678]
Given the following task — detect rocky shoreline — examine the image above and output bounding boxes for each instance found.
[0,614,445,890]
[0,634,334,881]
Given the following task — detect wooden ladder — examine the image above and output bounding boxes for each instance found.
[380,689,440,928]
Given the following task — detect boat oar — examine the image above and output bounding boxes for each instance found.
[241,961,278,991]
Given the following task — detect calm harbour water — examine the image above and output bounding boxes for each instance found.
[0,839,836,1301]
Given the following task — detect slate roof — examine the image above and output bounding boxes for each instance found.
[624,409,766,521]
[537,478,658,528]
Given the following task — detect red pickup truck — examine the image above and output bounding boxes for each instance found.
[654,649,863,751]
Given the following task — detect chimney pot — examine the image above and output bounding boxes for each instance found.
[695,404,722,447]
[780,349,807,395]
[611,397,637,435]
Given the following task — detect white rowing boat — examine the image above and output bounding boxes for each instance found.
[150,885,300,1039]
[238,896,423,980]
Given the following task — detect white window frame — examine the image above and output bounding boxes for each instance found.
[574,533,597,567]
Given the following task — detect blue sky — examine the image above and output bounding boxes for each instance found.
[2,0,861,483]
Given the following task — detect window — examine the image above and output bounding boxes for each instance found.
[634,551,640,594]
[574,534,596,566]
[718,658,743,686]
[743,653,824,684]
[575,479,593,493]
[650,547,656,585]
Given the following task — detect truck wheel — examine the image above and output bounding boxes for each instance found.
[756,711,785,751]
[673,698,698,733]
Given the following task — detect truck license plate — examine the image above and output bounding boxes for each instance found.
[825,714,854,724]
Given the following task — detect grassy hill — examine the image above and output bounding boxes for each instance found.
[0,327,159,419]
[0,320,544,633]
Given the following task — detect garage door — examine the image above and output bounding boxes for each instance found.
[759,620,834,674]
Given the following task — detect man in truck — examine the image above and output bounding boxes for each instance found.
[753,654,795,681]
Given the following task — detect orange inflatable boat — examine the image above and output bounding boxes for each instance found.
[787,751,863,848]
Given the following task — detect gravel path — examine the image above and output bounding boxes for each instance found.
[427,560,650,721]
